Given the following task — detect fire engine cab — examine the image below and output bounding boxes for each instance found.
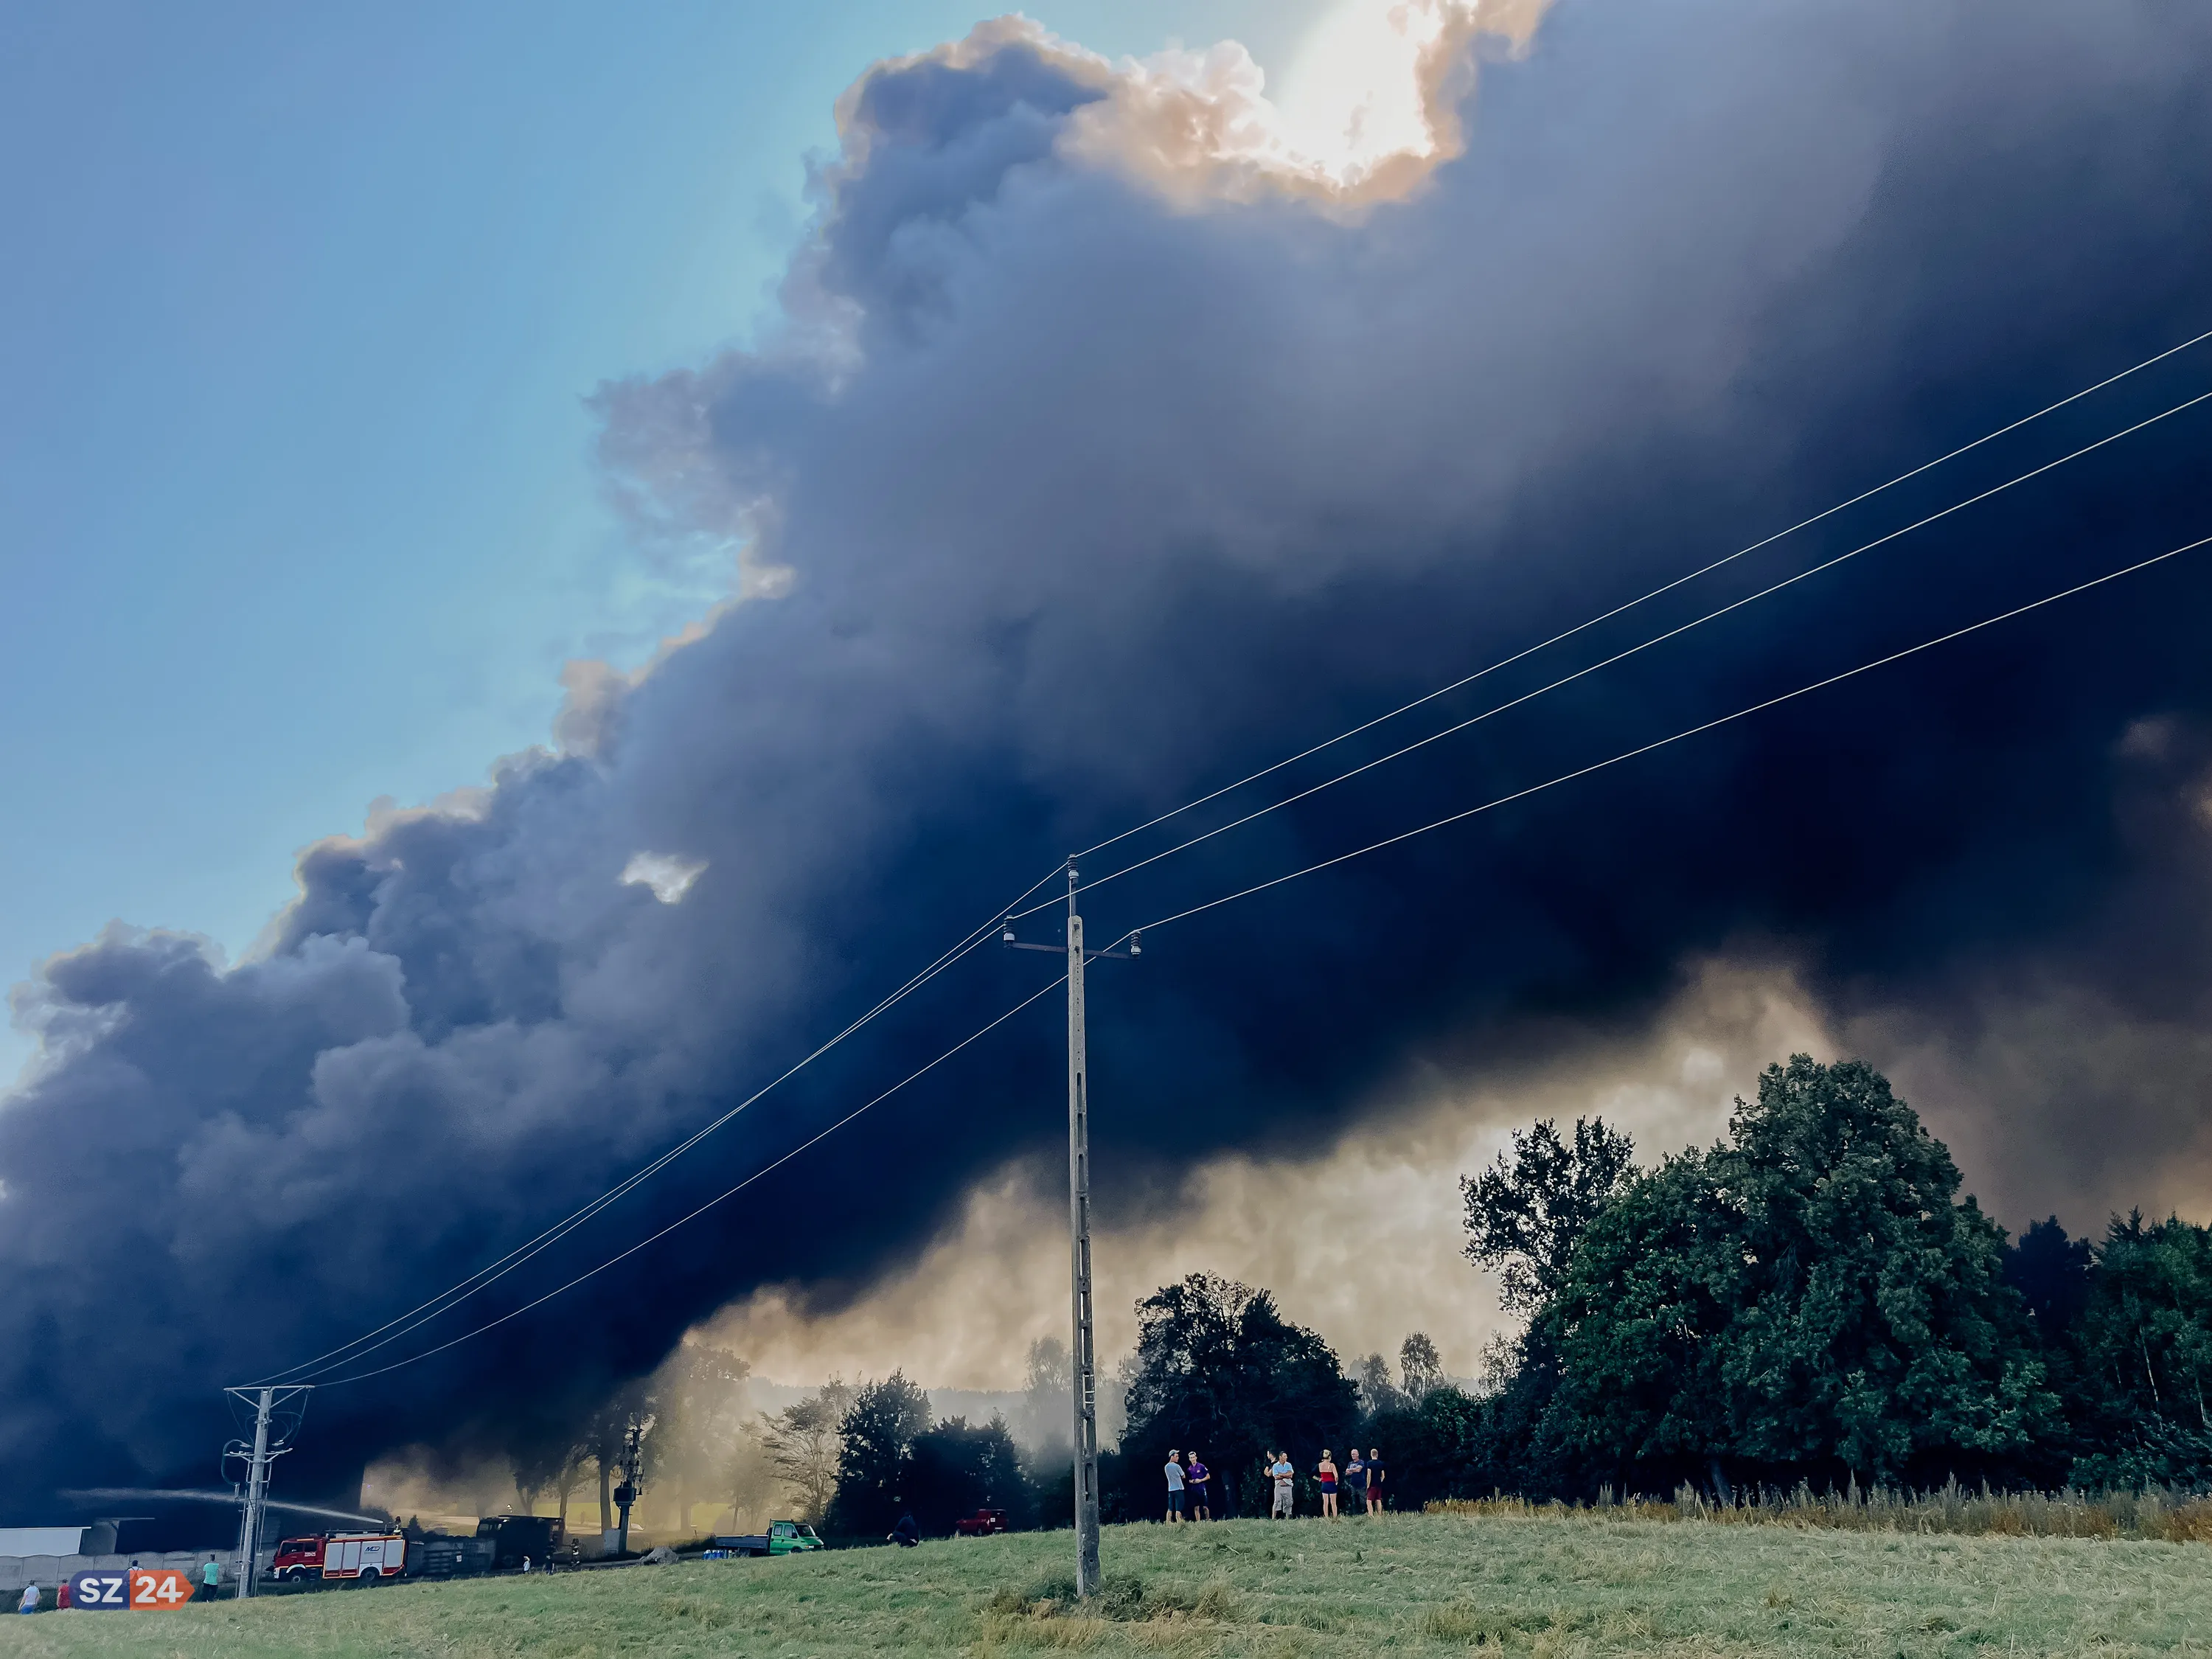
[270,1536,326,1583]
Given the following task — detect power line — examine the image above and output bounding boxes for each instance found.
[1092,529,2212,951]
[312,972,1068,1388]
[330,526,2209,1387]
[1014,389,2211,919]
[1072,324,2212,866]
[258,861,1066,1386]
[263,326,2212,1388]
[269,878,1053,1383]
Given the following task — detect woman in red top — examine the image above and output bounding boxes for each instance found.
[1316,1449,1340,1518]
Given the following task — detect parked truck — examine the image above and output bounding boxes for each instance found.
[712,1520,824,1557]
[274,1520,562,1585]
[411,1536,498,1578]
[475,1514,568,1569]
[270,1532,408,1584]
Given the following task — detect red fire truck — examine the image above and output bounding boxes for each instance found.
[269,1532,408,1584]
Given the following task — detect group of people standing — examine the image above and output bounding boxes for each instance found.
[1160,1449,1215,1520]
[1161,1447,1387,1522]
[1301,1447,1387,1519]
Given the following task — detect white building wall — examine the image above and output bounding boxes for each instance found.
[0,1550,235,1596]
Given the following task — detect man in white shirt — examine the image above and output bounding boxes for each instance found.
[1270,1452,1296,1518]
[1163,1449,1186,1523]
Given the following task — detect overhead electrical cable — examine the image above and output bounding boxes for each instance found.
[262,325,2212,1389]
[312,973,1070,1388]
[1088,529,2212,952]
[1072,325,2212,866]
[257,860,1068,1386]
[1008,389,2212,918]
[332,526,2210,1385]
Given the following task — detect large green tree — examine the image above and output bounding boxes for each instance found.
[1454,1114,1641,1499]
[1545,1057,2058,1487]
[1119,1273,1356,1517]
[830,1373,931,1536]
[2070,1213,2212,1486]
[758,1380,853,1523]
[1463,1117,1638,1312]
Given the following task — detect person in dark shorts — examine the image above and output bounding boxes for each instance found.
[1317,1449,1340,1518]
[1185,1452,1211,1520]
[1344,1449,1368,1513]
[1164,1449,1186,1522]
[1366,1447,1386,1514]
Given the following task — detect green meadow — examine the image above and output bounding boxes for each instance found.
[7,1509,2211,1658]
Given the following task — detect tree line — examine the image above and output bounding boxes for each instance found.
[503,1054,2210,1539]
[783,1298,1439,1533]
[811,1055,2212,1528]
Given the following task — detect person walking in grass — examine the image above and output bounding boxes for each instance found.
[1164,1449,1186,1523]
[1186,1452,1211,1521]
[1366,1447,1386,1514]
[1317,1449,1340,1518]
[1269,1451,1296,1519]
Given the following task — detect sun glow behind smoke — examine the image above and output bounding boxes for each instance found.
[1046,0,1543,206]
[1271,0,1458,179]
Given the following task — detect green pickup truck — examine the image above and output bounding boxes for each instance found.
[713,1521,824,1557]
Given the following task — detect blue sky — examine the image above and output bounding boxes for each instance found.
[0,1,1332,1080]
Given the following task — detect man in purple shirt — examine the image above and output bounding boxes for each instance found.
[1185,1452,1211,1520]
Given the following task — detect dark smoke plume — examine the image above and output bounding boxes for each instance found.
[5,0,2211,1521]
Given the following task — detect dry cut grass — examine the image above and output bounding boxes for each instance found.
[1432,1478,2212,1542]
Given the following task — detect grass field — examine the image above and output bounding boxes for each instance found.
[4,1510,2210,1658]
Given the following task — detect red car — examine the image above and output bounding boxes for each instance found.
[955,1509,1009,1537]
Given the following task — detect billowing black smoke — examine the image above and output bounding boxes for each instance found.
[5,0,2211,1520]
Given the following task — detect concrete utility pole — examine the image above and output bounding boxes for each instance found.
[1007,864,1135,1600]
[1064,862,1102,1600]
[222,1384,310,1599]
[238,1388,273,1598]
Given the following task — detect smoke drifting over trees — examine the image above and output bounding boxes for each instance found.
[6,0,2212,1523]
